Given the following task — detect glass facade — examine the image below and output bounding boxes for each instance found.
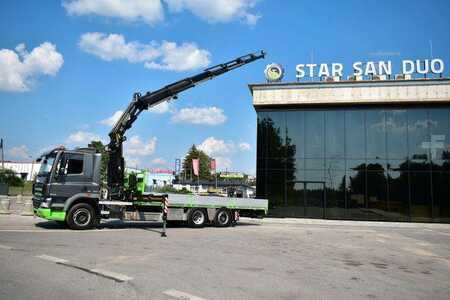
[256,106,450,222]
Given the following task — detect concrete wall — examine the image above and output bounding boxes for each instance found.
[251,78,450,107]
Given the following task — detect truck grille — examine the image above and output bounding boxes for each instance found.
[33,197,42,209]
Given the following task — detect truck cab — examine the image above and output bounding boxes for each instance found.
[33,147,102,229]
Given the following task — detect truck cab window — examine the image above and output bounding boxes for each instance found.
[66,158,83,174]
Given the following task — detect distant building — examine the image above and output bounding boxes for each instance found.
[1,161,41,181]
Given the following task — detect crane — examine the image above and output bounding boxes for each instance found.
[106,51,266,199]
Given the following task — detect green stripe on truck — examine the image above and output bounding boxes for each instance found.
[35,208,66,221]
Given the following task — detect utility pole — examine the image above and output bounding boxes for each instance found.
[1,138,4,169]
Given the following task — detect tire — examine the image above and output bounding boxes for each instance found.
[214,208,232,227]
[66,203,97,230]
[187,208,207,228]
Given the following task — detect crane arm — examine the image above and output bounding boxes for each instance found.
[107,51,265,198]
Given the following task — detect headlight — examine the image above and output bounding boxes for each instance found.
[40,197,52,208]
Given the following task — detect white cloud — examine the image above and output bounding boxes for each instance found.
[0,42,63,92]
[198,137,234,156]
[63,0,165,25]
[100,110,123,126]
[125,156,141,168]
[148,101,172,114]
[79,32,210,71]
[7,145,31,160]
[66,131,104,145]
[238,142,251,151]
[124,135,157,156]
[143,41,211,71]
[151,157,167,165]
[171,106,226,125]
[164,0,261,25]
[215,156,232,169]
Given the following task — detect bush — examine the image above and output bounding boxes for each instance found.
[0,168,24,187]
[153,185,192,194]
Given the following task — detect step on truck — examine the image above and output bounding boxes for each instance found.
[33,51,268,230]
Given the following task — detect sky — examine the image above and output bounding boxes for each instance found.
[1,0,450,175]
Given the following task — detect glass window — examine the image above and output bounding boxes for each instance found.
[305,111,325,158]
[366,110,386,159]
[66,158,83,174]
[266,112,286,158]
[432,171,450,221]
[345,110,365,159]
[387,170,409,221]
[286,181,305,217]
[257,111,268,159]
[325,111,345,159]
[410,171,432,221]
[286,111,305,158]
[408,109,430,171]
[346,166,366,220]
[429,108,450,170]
[266,169,285,210]
[367,171,388,220]
[386,110,408,160]
[325,170,346,219]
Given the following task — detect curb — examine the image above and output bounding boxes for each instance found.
[240,217,450,229]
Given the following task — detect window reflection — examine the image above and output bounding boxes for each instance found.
[257,106,450,222]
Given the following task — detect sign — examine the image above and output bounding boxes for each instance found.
[192,159,199,176]
[210,159,216,174]
[295,59,445,79]
[264,63,284,82]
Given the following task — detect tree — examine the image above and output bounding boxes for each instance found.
[0,168,24,187]
[88,140,109,184]
[182,145,212,180]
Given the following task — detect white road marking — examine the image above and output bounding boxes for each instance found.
[89,268,133,282]
[0,244,13,250]
[35,254,132,282]
[36,254,68,264]
[163,289,207,300]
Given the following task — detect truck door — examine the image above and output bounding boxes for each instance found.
[49,153,88,206]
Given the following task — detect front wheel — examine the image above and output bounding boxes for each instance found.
[66,203,96,230]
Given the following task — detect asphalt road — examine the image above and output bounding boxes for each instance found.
[0,215,449,300]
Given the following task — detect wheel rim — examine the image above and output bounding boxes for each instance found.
[218,211,229,224]
[192,211,205,225]
[73,208,91,227]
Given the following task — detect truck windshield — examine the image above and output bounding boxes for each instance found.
[38,155,56,176]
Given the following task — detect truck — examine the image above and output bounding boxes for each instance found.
[33,51,268,231]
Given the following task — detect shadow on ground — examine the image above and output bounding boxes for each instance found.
[34,219,261,232]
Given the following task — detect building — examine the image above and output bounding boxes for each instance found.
[250,77,450,222]
[1,161,41,181]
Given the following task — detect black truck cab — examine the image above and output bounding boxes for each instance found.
[33,147,102,228]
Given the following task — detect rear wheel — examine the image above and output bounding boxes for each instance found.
[187,208,207,228]
[214,208,232,227]
[67,203,96,230]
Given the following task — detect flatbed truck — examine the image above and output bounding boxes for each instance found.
[33,51,268,230]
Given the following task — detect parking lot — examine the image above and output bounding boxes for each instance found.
[1,215,450,300]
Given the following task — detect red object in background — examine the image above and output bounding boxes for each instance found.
[210,159,216,173]
[192,159,199,176]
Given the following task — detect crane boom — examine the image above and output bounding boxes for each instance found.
[107,51,265,199]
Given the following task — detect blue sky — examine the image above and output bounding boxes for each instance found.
[1,0,450,174]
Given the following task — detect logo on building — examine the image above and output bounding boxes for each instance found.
[264,63,284,82]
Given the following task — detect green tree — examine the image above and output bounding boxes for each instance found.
[0,168,24,187]
[182,145,212,180]
[88,140,109,184]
